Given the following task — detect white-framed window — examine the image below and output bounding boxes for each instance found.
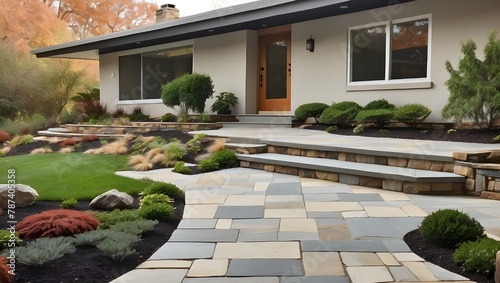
[119,46,193,101]
[347,15,431,87]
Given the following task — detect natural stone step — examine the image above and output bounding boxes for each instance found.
[238,153,465,194]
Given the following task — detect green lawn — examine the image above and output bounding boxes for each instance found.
[0,154,150,201]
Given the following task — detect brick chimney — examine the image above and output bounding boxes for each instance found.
[156,4,180,23]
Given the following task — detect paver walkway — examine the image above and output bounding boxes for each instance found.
[113,167,500,283]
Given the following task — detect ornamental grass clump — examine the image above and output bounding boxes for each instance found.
[419,209,485,247]
[17,209,100,239]
[454,237,500,275]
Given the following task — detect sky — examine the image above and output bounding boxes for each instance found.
[149,0,260,17]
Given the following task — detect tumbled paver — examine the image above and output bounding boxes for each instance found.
[226,259,304,276]
[346,266,393,283]
[302,252,345,276]
[149,243,215,260]
[213,242,301,259]
[341,252,384,266]
[136,260,192,269]
[168,229,239,243]
[111,269,187,283]
[187,259,228,277]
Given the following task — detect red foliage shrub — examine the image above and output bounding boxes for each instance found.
[0,257,12,283]
[17,209,100,239]
[0,131,11,143]
[60,138,77,147]
[81,135,100,142]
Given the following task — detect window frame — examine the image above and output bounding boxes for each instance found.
[347,14,432,91]
[117,45,194,102]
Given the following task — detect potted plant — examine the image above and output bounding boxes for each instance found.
[210,92,238,115]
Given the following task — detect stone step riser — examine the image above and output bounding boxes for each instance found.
[235,115,293,124]
[220,122,291,128]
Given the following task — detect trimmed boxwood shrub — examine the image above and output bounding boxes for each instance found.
[318,101,362,127]
[364,99,395,110]
[355,109,394,128]
[294,102,329,123]
[454,237,500,275]
[393,103,431,127]
[419,209,485,247]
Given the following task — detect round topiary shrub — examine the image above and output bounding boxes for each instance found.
[393,103,431,127]
[17,209,100,239]
[364,99,395,110]
[419,209,485,247]
[355,109,394,128]
[454,237,500,275]
[142,182,184,198]
[318,101,362,127]
[294,102,329,123]
[138,203,174,222]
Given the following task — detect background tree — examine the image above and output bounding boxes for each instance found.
[442,31,500,129]
[44,0,158,39]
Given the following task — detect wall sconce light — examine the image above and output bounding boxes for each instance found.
[306,36,315,52]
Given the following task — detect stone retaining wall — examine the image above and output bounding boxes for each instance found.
[267,145,455,173]
[453,151,500,200]
[64,123,222,134]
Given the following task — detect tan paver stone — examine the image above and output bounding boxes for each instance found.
[265,209,307,218]
[266,195,303,202]
[379,192,410,201]
[300,178,334,186]
[213,242,301,259]
[215,219,233,229]
[401,206,428,217]
[342,211,368,218]
[393,253,424,262]
[183,204,219,218]
[224,195,266,206]
[364,206,408,217]
[197,175,226,185]
[185,191,227,205]
[303,252,345,276]
[341,252,384,266]
[110,269,187,283]
[319,227,352,240]
[280,219,318,232]
[305,201,363,212]
[187,259,228,277]
[265,202,305,209]
[137,260,192,269]
[254,182,270,191]
[347,266,393,283]
[403,262,438,281]
[349,186,383,194]
[376,253,400,266]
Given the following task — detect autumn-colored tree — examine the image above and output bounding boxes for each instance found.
[0,0,72,51]
[44,0,158,39]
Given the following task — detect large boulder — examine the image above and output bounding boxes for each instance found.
[90,189,134,210]
[0,184,38,209]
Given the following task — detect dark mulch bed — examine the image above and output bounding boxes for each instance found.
[404,229,496,283]
[0,198,184,283]
[306,124,500,144]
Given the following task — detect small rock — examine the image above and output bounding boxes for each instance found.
[0,184,39,209]
[89,189,134,210]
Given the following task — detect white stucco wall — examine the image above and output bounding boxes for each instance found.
[291,0,500,122]
[99,31,257,118]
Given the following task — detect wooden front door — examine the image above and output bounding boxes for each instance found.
[258,31,291,112]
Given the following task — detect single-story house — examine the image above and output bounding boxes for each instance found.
[32,0,500,122]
